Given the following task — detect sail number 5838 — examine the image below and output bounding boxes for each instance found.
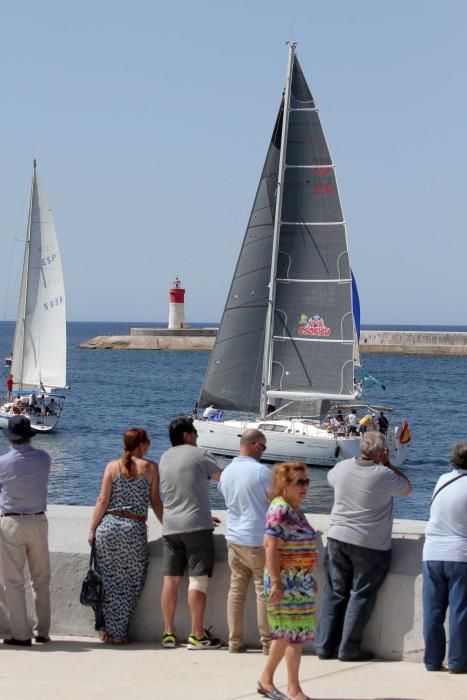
[44,296,64,311]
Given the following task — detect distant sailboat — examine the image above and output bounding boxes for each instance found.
[0,160,67,432]
[194,43,408,467]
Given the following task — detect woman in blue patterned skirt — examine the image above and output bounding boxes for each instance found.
[88,428,163,644]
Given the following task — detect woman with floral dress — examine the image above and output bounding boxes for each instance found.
[258,462,317,700]
[88,428,163,644]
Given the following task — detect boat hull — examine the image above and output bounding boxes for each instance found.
[194,418,407,468]
[0,409,60,433]
[0,393,65,434]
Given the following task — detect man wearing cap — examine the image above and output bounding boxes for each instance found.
[0,415,52,646]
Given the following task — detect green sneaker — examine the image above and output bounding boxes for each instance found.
[187,628,221,650]
[161,632,177,649]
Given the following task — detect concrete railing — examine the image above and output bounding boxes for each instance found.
[0,506,426,661]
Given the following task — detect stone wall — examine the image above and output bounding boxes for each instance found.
[0,506,426,661]
[360,330,467,355]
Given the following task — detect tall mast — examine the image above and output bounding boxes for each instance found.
[260,43,296,418]
[15,160,36,389]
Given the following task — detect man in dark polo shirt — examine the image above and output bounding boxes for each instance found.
[0,415,52,646]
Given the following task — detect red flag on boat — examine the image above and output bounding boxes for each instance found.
[399,420,411,444]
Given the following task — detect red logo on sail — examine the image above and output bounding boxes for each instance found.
[297,314,331,336]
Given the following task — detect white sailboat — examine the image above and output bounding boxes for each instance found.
[195,43,408,467]
[0,160,67,432]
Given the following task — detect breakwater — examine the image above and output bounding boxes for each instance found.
[361,330,467,355]
[79,327,216,351]
[0,505,426,661]
[78,328,467,355]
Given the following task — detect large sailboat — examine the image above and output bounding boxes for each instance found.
[194,43,408,467]
[0,161,67,432]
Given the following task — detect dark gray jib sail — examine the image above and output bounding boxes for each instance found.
[199,45,356,417]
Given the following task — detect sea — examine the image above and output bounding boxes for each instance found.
[1,320,466,522]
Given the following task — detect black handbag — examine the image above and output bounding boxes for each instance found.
[80,542,103,607]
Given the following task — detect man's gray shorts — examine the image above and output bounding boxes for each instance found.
[162,529,214,577]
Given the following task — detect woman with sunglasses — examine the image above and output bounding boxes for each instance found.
[258,462,317,700]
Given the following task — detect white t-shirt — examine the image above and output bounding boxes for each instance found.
[423,469,467,562]
[346,413,358,427]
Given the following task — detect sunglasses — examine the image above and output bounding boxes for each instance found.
[255,442,267,450]
[290,478,310,487]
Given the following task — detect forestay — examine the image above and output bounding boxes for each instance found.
[198,105,284,412]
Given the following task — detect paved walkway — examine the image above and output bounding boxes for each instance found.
[1,637,465,700]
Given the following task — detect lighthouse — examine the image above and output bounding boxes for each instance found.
[168,276,186,329]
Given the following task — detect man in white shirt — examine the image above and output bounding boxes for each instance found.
[345,409,359,435]
[218,429,272,654]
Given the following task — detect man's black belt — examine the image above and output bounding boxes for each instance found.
[2,511,45,517]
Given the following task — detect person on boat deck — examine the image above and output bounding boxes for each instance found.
[45,398,56,416]
[29,393,37,414]
[326,415,339,433]
[314,431,412,662]
[202,405,218,420]
[12,395,23,415]
[377,411,389,435]
[6,374,13,400]
[36,395,45,413]
[345,409,359,436]
[335,411,345,436]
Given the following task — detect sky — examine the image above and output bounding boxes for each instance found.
[1,0,466,325]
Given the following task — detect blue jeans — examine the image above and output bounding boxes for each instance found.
[423,560,467,671]
[315,538,391,658]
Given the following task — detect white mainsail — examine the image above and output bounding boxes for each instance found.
[11,161,66,391]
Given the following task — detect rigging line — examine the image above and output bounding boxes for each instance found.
[2,181,31,321]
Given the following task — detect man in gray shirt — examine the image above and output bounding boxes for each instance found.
[159,416,222,650]
[315,431,412,661]
[0,415,51,646]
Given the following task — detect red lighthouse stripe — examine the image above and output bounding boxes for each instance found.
[169,288,185,303]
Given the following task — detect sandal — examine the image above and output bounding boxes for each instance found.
[100,632,114,643]
[257,680,288,699]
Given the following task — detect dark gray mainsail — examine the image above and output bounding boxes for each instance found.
[199,46,355,417]
[198,104,284,412]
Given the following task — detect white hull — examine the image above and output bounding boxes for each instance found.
[0,409,60,433]
[0,393,65,434]
[194,418,408,468]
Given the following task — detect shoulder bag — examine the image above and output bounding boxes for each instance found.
[80,541,103,607]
